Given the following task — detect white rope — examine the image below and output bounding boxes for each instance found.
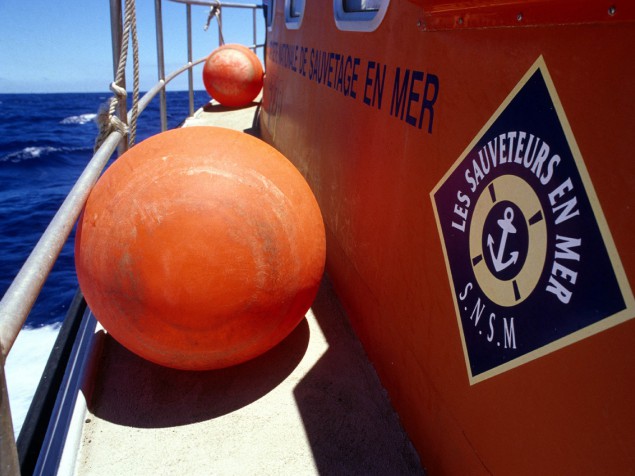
[204,1,225,46]
[95,0,140,152]
[128,0,140,146]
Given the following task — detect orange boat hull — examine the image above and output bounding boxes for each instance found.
[261,1,635,473]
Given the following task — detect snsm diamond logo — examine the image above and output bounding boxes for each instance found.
[431,57,634,384]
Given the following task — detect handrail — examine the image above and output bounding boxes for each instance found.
[0,130,123,359]
[170,0,263,9]
[0,1,264,472]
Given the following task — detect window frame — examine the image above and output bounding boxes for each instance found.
[265,0,275,31]
[285,0,305,30]
[333,0,390,32]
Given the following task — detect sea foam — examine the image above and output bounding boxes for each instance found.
[0,146,62,163]
[5,324,61,437]
[60,113,97,125]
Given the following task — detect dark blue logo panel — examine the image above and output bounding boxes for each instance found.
[431,57,634,383]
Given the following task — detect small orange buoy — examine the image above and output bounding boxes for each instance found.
[75,127,325,370]
[202,44,264,107]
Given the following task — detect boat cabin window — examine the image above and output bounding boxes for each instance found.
[265,0,275,30]
[334,0,389,31]
[285,0,305,29]
[344,0,381,12]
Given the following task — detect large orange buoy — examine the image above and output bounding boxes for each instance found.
[202,44,264,107]
[75,127,325,370]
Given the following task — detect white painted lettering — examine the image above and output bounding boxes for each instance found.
[554,235,581,261]
[549,178,580,225]
[487,313,495,342]
[470,297,485,326]
[459,282,473,301]
[503,317,516,349]
[545,275,573,304]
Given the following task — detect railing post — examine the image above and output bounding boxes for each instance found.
[1,344,20,476]
[218,7,224,46]
[110,0,129,153]
[252,6,257,52]
[155,0,168,131]
[187,3,195,117]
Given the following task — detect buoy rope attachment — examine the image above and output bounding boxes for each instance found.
[95,0,140,152]
[204,1,225,46]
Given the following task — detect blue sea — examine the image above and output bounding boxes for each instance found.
[0,90,211,434]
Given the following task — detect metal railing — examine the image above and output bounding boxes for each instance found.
[0,1,264,473]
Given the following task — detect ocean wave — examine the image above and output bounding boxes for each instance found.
[0,145,92,164]
[0,146,63,164]
[0,146,61,163]
[60,113,97,125]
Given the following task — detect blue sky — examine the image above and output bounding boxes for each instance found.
[0,0,265,93]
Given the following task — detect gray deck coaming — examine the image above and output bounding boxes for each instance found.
[71,101,424,475]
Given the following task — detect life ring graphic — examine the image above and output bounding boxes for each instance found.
[469,174,547,307]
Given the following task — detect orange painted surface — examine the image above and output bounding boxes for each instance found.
[76,127,325,371]
[260,1,635,474]
[203,44,264,106]
[410,0,635,30]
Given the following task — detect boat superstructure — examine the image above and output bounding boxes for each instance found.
[2,0,635,474]
[259,1,635,473]
[1,1,422,474]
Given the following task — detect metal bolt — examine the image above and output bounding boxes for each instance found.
[517,12,523,22]
[608,5,616,16]
[458,17,464,25]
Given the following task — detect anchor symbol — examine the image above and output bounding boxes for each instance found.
[486,206,519,272]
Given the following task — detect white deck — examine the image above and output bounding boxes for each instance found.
[181,98,261,133]
[70,101,423,475]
